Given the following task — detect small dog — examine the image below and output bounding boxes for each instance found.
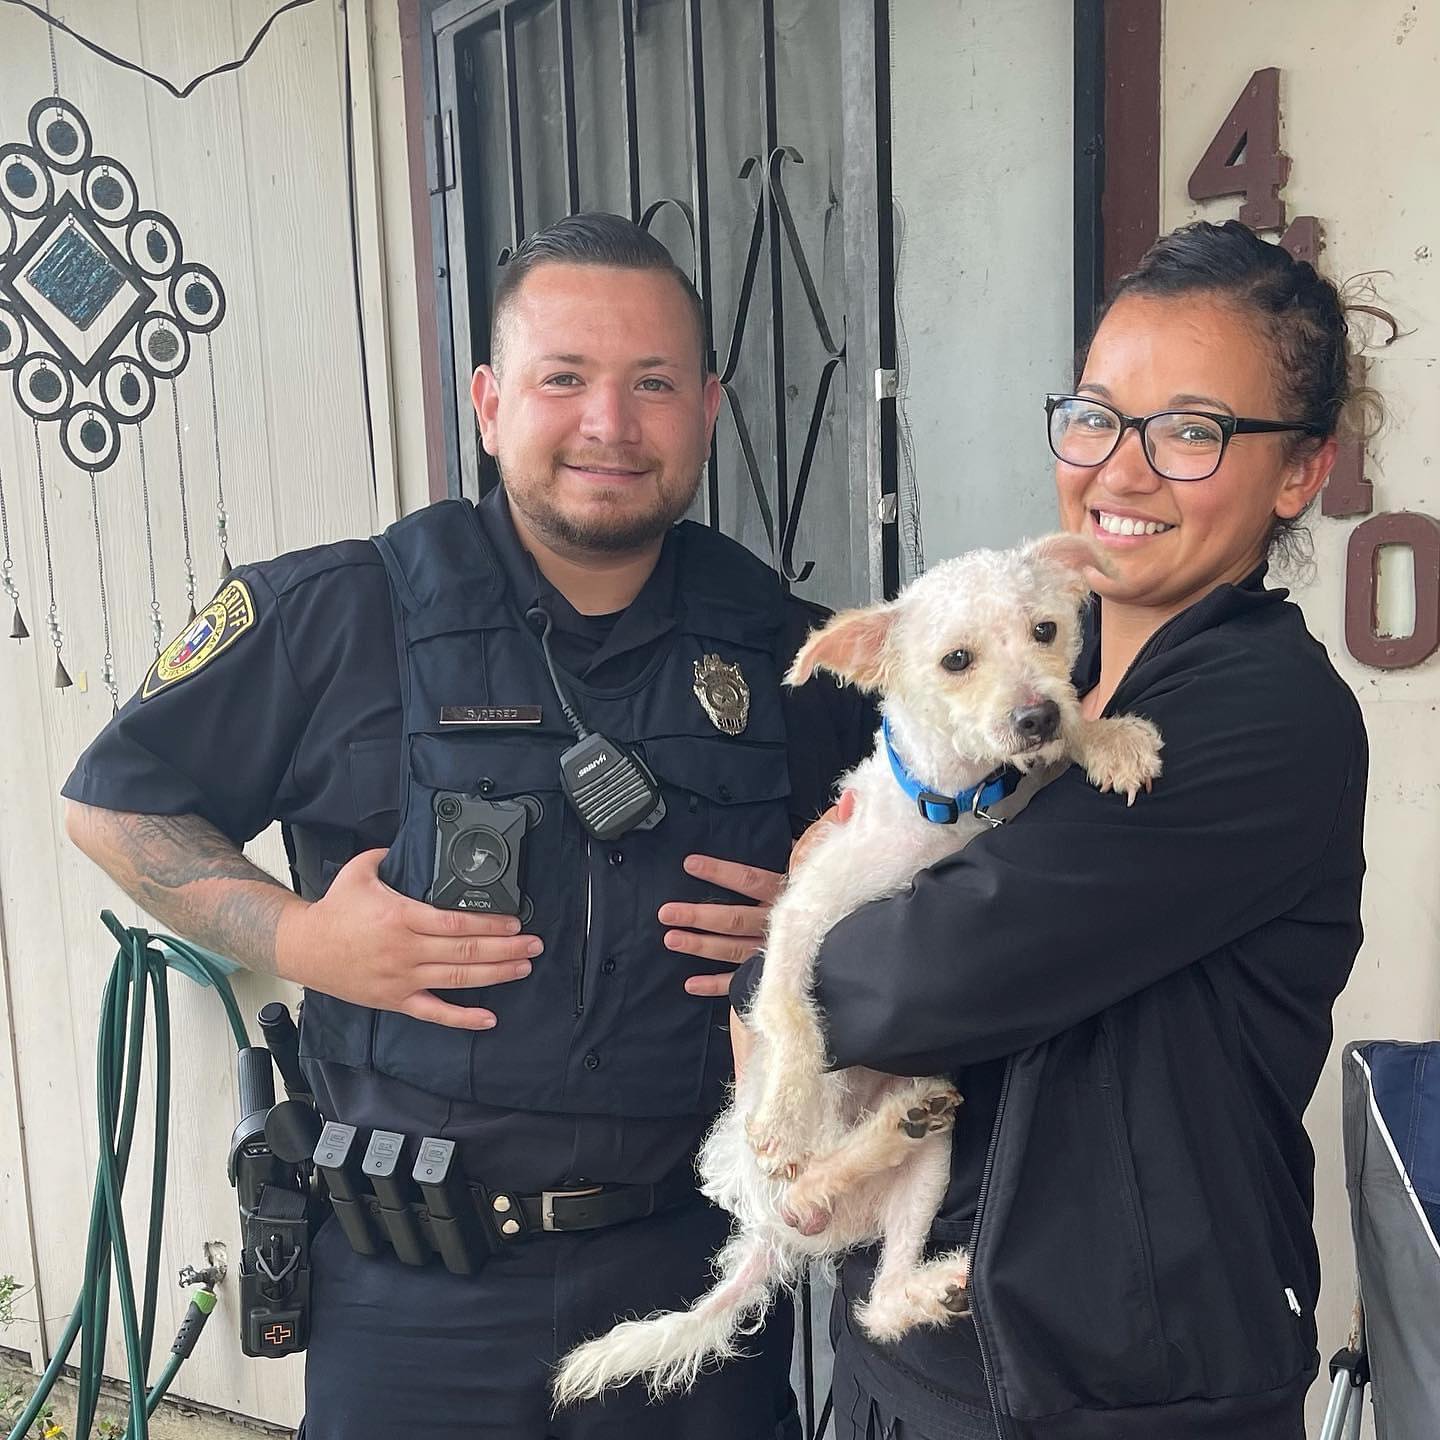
[552,535,1163,1404]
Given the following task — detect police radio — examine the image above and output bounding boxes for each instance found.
[526,605,666,841]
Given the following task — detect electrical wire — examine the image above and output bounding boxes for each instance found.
[4,914,245,1440]
[0,0,320,102]
[339,0,381,502]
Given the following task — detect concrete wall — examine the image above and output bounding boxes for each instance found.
[1160,3,1440,1434]
[890,0,1075,572]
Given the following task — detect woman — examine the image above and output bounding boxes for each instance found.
[734,219,1372,1439]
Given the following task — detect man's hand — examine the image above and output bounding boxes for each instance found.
[658,854,784,997]
[278,849,541,1029]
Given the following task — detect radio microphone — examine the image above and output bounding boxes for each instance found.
[526,606,666,841]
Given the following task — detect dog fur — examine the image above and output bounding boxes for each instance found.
[552,535,1163,1405]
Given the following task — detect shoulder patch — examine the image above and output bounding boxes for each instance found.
[142,579,256,699]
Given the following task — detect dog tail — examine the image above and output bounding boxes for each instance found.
[551,1229,782,1406]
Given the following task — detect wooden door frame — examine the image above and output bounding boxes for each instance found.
[399,0,452,504]
[1075,0,1163,357]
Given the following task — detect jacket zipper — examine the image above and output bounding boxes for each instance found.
[968,1055,1015,1439]
[574,839,593,1014]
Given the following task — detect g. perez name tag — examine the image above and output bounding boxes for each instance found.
[439,705,543,726]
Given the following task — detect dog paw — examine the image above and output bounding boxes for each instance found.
[856,1253,971,1342]
[926,1252,972,1317]
[898,1086,962,1139]
[1081,714,1163,804]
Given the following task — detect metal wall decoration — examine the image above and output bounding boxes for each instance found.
[0,83,231,701]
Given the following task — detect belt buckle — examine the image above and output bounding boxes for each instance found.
[541,1185,603,1232]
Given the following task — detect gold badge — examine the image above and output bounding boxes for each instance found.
[692,654,749,735]
[142,579,256,699]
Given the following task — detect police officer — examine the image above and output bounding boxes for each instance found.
[62,213,873,1439]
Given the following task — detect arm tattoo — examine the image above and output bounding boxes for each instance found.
[72,806,295,976]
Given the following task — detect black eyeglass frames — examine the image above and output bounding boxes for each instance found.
[1045,394,1325,481]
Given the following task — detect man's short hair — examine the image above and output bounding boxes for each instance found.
[489,212,710,375]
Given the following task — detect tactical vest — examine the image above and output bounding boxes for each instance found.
[298,499,794,1117]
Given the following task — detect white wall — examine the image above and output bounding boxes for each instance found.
[1160,4,1440,1434]
[0,0,379,1426]
[891,0,1075,572]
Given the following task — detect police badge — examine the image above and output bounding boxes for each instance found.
[692,654,750,735]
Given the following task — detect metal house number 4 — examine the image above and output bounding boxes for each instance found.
[1187,67,1439,670]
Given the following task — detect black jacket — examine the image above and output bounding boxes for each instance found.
[738,569,1368,1438]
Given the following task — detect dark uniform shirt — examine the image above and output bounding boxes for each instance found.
[63,486,875,1192]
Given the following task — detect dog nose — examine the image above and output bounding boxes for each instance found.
[1012,700,1060,743]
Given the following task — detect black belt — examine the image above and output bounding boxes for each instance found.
[489,1163,699,1238]
[313,1121,704,1274]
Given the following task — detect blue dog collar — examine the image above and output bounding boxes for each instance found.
[883,717,1012,825]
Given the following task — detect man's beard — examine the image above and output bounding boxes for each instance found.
[504,462,702,555]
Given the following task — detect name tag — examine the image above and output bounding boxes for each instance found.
[439,705,543,726]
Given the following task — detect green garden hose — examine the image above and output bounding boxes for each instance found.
[6,911,248,1440]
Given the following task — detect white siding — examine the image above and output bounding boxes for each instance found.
[0,0,379,1425]
[891,0,1075,569]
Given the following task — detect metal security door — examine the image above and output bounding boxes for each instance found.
[423,0,897,609]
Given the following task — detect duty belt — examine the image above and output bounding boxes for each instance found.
[312,1122,702,1276]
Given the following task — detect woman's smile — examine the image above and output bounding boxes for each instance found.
[1088,506,1178,542]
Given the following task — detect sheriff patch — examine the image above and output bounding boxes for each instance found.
[142,579,256,699]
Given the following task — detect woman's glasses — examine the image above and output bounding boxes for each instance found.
[1045,394,1324,482]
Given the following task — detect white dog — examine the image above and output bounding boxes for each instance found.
[552,535,1163,1405]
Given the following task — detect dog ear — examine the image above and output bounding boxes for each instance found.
[786,605,897,691]
[1024,533,1111,603]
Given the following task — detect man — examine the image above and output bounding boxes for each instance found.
[62,213,873,1438]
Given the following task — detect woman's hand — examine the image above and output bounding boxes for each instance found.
[788,788,857,873]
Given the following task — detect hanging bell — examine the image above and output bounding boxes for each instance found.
[10,604,27,640]
[54,655,73,689]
